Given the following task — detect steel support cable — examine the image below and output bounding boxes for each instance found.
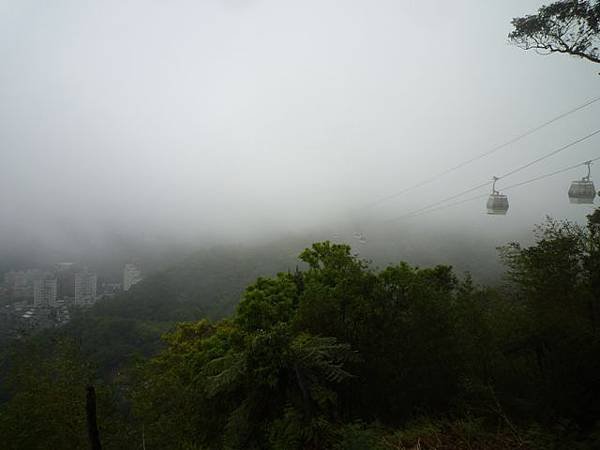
[394,156,600,221]
[363,95,600,209]
[386,129,600,222]
[496,129,600,180]
[383,180,493,222]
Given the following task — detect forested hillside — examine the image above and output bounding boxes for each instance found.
[1,210,600,449]
[0,241,304,381]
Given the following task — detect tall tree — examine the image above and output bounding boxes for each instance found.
[498,212,600,422]
[509,0,600,64]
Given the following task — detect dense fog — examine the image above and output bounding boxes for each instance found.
[1,0,599,274]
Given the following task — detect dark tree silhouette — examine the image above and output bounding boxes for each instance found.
[86,386,102,450]
[509,0,600,64]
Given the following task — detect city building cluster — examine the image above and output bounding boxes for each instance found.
[0,262,143,340]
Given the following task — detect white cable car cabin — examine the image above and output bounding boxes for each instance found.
[568,161,596,204]
[487,177,509,215]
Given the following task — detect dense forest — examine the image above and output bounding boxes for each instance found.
[1,209,599,449]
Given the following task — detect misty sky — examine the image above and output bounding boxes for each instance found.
[1,0,599,250]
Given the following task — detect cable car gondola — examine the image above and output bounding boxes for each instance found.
[486,176,509,215]
[353,232,367,244]
[568,161,596,204]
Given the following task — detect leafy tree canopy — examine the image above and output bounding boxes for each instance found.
[509,0,600,64]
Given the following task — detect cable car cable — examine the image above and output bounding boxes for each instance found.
[501,157,600,193]
[496,128,600,180]
[363,95,600,209]
[383,180,493,222]
[385,129,600,222]
[394,156,600,220]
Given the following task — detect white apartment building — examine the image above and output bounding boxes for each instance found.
[33,278,58,307]
[74,270,97,305]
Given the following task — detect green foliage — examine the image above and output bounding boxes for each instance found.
[0,339,88,449]
[0,336,133,449]
[236,274,298,331]
[3,212,600,448]
[497,216,600,424]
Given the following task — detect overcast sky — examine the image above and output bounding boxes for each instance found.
[1,0,599,252]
